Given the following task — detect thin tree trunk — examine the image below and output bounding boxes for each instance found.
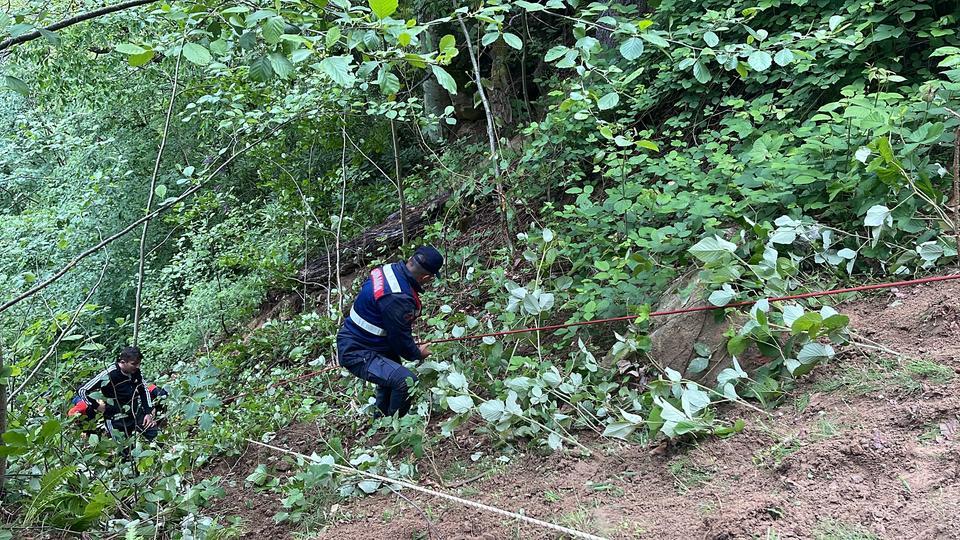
[391,120,409,245]
[456,12,513,250]
[336,123,348,321]
[0,344,7,495]
[134,44,183,346]
[420,24,445,142]
[953,127,959,253]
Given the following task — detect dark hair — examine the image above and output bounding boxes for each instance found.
[119,346,143,363]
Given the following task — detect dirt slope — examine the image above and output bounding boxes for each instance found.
[215,280,960,539]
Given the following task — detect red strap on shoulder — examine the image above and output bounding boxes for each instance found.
[148,384,157,392]
[371,268,386,300]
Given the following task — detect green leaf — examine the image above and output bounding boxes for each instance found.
[1,431,27,447]
[597,92,619,111]
[326,27,341,49]
[864,205,892,227]
[128,49,155,67]
[319,55,356,87]
[602,421,637,439]
[446,371,468,390]
[514,0,546,11]
[619,37,644,60]
[263,16,286,44]
[637,140,659,151]
[478,399,506,422]
[692,60,711,83]
[290,48,312,64]
[8,23,35,38]
[368,0,398,19]
[747,50,772,72]
[797,342,833,364]
[790,312,822,335]
[4,76,28,96]
[438,34,456,51]
[503,32,523,50]
[38,29,60,46]
[182,43,211,65]
[249,55,274,82]
[641,32,669,48]
[545,45,568,62]
[703,31,719,47]
[268,52,294,79]
[689,235,737,264]
[115,43,146,55]
[446,395,474,413]
[828,15,844,31]
[431,65,457,95]
[688,357,709,374]
[774,48,794,66]
[708,284,736,306]
[481,32,499,47]
[246,464,269,485]
[154,185,167,199]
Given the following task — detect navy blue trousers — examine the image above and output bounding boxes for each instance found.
[339,348,418,417]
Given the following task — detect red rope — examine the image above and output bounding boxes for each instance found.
[424,273,960,344]
[222,273,960,403]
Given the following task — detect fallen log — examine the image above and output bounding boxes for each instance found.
[299,191,451,288]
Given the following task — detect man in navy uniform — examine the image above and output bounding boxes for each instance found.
[337,246,443,418]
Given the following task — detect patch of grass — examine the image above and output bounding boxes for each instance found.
[917,422,941,445]
[668,455,714,493]
[813,355,953,397]
[813,519,880,540]
[543,489,562,503]
[753,417,842,468]
[586,480,625,497]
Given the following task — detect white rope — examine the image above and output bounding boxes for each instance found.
[247,439,608,540]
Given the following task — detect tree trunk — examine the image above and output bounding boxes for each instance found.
[420,14,445,142]
[0,345,7,496]
[489,39,514,135]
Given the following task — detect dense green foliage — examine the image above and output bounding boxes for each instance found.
[1,0,958,536]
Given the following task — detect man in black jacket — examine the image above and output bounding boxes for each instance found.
[77,346,158,441]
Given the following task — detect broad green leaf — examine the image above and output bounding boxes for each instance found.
[154,185,167,199]
[797,342,833,364]
[829,15,844,31]
[249,55,274,81]
[115,43,146,55]
[514,0,546,11]
[637,140,659,151]
[688,357,709,374]
[782,305,804,327]
[8,23,35,38]
[129,49,155,67]
[703,31,719,47]
[183,43,211,65]
[747,50,772,71]
[602,421,637,439]
[708,284,736,306]
[503,32,523,50]
[368,0,398,19]
[680,385,711,417]
[446,395,474,413]
[774,48,794,66]
[263,16,286,44]
[268,52,294,78]
[854,146,871,163]
[641,32,669,48]
[692,60,711,83]
[478,399,506,422]
[545,45,568,62]
[1,431,27,447]
[481,32,499,47]
[39,420,61,440]
[446,371,468,390]
[619,37,644,60]
[597,92,619,110]
[246,464,268,485]
[438,34,456,51]
[319,55,356,87]
[431,65,457,95]
[864,205,892,227]
[689,235,737,264]
[4,76,28,96]
[326,27,341,49]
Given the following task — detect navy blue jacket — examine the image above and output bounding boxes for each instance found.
[338,262,423,364]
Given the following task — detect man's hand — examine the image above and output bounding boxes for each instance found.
[96,400,106,413]
[142,414,157,429]
[419,344,432,358]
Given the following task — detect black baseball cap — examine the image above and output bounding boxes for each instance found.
[414,245,444,277]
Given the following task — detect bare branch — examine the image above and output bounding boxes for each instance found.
[0,0,160,52]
